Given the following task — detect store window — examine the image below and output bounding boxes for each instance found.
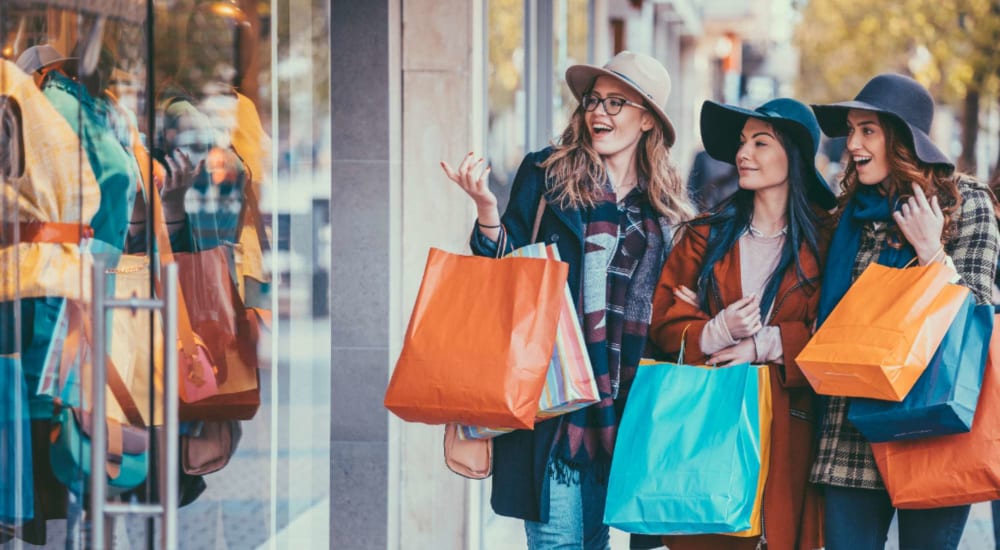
[551,0,590,137]
[485,0,526,215]
[486,0,591,216]
[0,1,330,547]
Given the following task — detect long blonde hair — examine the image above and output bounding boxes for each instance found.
[539,107,696,225]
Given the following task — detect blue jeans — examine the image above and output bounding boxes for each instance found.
[523,465,610,550]
[824,485,969,550]
[991,500,1000,549]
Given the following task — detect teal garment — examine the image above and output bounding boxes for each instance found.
[0,356,34,521]
[23,298,63,419]
[41,72,137,249]
[2,240,123,420]
[0,297,63,419]
[50,406,148,496]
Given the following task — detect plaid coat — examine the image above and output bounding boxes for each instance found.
[811,178,1000,489]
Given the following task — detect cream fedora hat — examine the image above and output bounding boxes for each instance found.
[565,50,676,146]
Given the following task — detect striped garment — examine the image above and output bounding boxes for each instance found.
[811,178,1000,489]
[550,179,673,482]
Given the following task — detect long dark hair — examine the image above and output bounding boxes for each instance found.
[691,126,823,316]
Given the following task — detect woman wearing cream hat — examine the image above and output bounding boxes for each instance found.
[442,50,694,548]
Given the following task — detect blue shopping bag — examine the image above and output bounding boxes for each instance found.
[605,362,770,535]
[1,355,35,522]
[849,294,993,442]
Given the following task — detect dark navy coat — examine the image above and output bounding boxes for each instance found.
[469,148,583,523]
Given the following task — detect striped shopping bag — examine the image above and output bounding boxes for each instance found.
[459,243,598,440]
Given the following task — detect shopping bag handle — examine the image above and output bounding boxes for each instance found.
[493,195,544,260]
[493,225,508,259]
[678,325,690,366]
[530,198,547,243]
[233,157,270,253]
[899,248,943,270]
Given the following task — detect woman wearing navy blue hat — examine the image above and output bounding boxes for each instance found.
[809,73,1000,549]
[649,98,835,550]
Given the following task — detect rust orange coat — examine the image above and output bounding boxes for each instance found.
[647,221,829,550]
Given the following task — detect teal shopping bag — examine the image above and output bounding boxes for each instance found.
[605,362,770,535]
[849,296,993,441]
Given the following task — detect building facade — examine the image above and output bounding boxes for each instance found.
[0,0,779,548]
[332,0,763,547]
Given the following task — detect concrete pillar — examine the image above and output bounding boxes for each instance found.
[331,1,394,548]
[392,0,483,548]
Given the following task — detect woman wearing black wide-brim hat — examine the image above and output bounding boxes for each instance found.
[809,73,1000,549]
[649,97,834,550]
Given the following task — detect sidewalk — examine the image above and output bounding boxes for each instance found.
[481,502,996,549]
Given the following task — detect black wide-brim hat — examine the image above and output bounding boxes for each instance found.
[811,73,953,171]
[700,98,838,210]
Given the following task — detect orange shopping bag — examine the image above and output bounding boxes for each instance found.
[796,261,968,400]
[384,247,568,429]
[871,314,1000,509]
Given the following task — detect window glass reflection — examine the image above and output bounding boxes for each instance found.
[552,0,589,136]
[486,0,525,215]
[0,1,330,547]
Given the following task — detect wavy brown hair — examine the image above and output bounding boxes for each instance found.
[538,106,696,225]
[839,113,962,246]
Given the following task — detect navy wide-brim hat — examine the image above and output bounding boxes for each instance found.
[700,98,838,210]
[811,73,953,171]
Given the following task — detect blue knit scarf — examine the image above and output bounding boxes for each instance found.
[817,185,915,326]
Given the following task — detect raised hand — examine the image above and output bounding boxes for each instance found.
[893,182,945,265]
[161,149,204,223]
[441,152,502,239]
[441,152,496,211]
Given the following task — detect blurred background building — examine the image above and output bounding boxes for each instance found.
[332,0,1000,548]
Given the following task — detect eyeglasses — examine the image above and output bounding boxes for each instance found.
[580,93,647,116]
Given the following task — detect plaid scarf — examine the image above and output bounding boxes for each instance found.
[551,181,669,482]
